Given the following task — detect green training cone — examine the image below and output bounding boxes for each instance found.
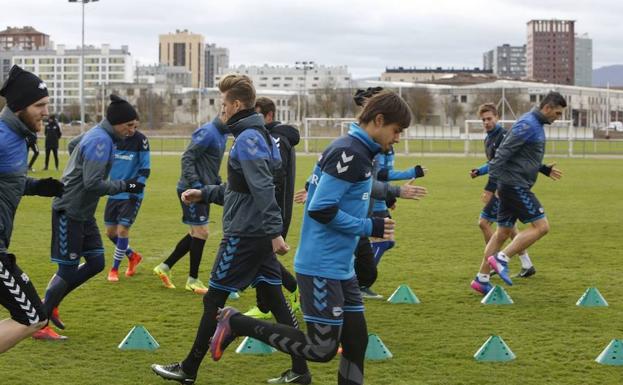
[481,285,514,305]
[576,287,608,307]
[387,284,420,304]
[118,325,159,351]
[228,291,240,300]
[596,339,623,366]
[235,337,276,355]
[474,335,516,362]
[365,333,393,360]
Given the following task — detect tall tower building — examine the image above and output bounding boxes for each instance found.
[527,19,575,85]
[159,29,204,88]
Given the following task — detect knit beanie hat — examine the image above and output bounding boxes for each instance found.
[0,65,49,112]
[106,94,138,125]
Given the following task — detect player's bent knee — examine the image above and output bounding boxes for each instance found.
[478,218,491,231]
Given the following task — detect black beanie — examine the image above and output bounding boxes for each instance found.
[0,65,49,112]
[106,94,138,125]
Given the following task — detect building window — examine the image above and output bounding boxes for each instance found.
[209,98,214,106]
[530,95,537,103]
[460,95,467,103]
[177,99,183,106]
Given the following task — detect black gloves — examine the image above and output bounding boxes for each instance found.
[34,177,64,197]
[414,165,425,178]
[124,179,145,194]
[539,164,553,177]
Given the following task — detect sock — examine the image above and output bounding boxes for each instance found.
[519,252,533,269]
[496,252,510,263]
[163,234,192,268]
[112,237,129,270]
[125,245,134,258]
[279,263,297,293]
[477,273,490,282]
[189,237,206,279]
[371,240,395,266]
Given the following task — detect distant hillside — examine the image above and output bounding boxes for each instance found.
[593,65,623,87]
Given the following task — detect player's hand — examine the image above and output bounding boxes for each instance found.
[383,218,395,241]
[181,189,203,204]
[124,178,145,194]
[548,163,563,181]
[272,236,290,255]
[470,169,480,178]
[399,179,427,200]
[34,177,64,197]
[481,190,493,204]
[294,188,308,204]
[414,165,427,178]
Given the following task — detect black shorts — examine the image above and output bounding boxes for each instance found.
[297,273,364,327]
[480,195,500,222]
[208,236,282,293]
[177,188,209,226]
[0,253,46,326]
[104,198,142,227]
[496,185,546,228]
[51,210,104,265]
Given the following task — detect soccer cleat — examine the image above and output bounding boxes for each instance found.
[289,287,301,314]
[210,307,240,361]
[32,326,68,341]
[125,251,143,277]
[244,306,273,320]
[470,277,493,295]
[487,255,513,286]
[107,269,119,282]
[515,266,536,278]
[267,369,312,384]
[151,362,196,385]
[185,278,208,295]
[360,286,383,300]
[153,264,176,289]
[50,307,65,330]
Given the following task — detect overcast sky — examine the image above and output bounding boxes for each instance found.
[3,0,621,77]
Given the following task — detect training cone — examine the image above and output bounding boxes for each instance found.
[576,287,608,307]
[474,335,515,362]
[481,285,514,305]
[235,337,276,355]
[365,333,393,360]
[596,339,623,366]
[118,325,159,351]
[228,291,240,300]
[387,284,420,304]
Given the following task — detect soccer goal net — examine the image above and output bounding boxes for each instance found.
[463,119,577,156]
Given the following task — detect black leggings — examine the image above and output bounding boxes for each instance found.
[231,311,368,385]
[45,147,59,169]
[354,237,377,288]
[28,144,39,169]
[182,284,308,376]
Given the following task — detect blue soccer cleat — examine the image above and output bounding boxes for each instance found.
[487,255,513,285]
[470,277,493,295]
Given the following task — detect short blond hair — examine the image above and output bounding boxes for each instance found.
[478,103,498,117]
[218,73,255,109]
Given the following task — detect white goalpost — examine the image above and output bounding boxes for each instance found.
[463,119,576,156]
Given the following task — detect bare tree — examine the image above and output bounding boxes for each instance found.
[67,104,81,121]
[443,96,464,127]
[311,80,338,118]
[469,89,532,120]
[404,87,433,124]
[136,90,167,129]
[335,88,357,118]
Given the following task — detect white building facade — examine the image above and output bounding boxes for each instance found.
[11,44,133,116]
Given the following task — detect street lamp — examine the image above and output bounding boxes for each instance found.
[68,0,98,133]
[295,60,315,123]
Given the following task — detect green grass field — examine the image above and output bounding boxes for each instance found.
[1,153,622,385]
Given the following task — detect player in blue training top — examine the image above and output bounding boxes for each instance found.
[103,128,150,282]
[33,95,144,340]
[0,65,64,353]
[152,116,228,294]
[202,91,411,385]
[151,74,310,385]
[468,103,550,294]
[476,92,565,291]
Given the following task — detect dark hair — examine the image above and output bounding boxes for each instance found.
[255,96,276,117]
[218,73,256,108]
[353,87,384,107]
[539,91,567,109]
[358,91,412,129]
[478,103,498,117]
